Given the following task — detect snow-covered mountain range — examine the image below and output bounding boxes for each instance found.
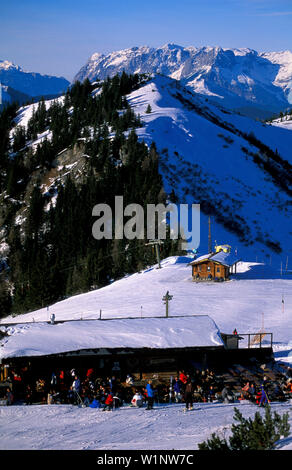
[74,44,292,118]
[0,60,70,103]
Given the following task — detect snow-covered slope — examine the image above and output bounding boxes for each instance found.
[10,95,65,151]
[270,113,292,131]
[0,59,69,100]
[0,83,32,107]
[74,44,292,117]
[125,75,292,262]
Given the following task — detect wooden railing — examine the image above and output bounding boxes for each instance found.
[238,333,273,349]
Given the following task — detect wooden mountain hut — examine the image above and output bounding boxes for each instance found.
[189,248,240,281]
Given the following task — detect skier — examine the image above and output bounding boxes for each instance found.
[71,376,81,404]
[173,377,182,403]
[221,385,234,404]
[207,385,216,402]
[72,376,81,394]
[179,370,188,386]
[247,383,256,402]
[240,381,250,400]
[169,376,174,404]
[47,390,54,405]
[184,378,194,411]
[102,390,114,411]
[146,380,154,410]
[5,387,14,406]
[24,384,33,405]
[86,368,94,380]
[126,374,134,386]
[258,384,270,407]
[109,376,117,394]
[50,372,58,389]
[131,390,144,408]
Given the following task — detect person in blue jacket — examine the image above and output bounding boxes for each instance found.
[173,377,182,402]
[146,380,154,410]
[89,395,100,408]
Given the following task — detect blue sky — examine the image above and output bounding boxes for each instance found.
[1,0,292,80]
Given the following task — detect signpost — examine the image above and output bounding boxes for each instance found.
[162,290,173,318]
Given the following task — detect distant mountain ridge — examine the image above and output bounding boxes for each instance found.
[74,44,292,118]
[0,83,32,107]
[0,60,70,103]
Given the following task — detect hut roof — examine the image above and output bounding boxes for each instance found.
[189,251,240,267]
[0,315,224,359]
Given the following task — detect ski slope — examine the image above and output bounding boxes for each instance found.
[127,75,292,261]
[0,400,291,450]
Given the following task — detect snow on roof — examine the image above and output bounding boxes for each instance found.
[0,315,224,359]
[189,253,213,263]
[190,251,240,267]
[210,251,241,267]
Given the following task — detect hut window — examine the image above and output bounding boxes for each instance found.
[217,267,220,273]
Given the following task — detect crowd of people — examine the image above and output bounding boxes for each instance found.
[1,364,292,410]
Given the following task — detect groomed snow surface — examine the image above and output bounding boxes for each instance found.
[0,256,292,451]
[0,400,292,451]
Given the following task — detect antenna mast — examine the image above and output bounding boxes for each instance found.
[208,217,212,253]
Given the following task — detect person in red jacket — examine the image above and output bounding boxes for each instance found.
[179,371,188,385]
[86,368,94,379]
[179,370,188,394]
[102,390,114,411]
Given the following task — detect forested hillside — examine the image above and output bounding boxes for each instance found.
[0,73,179,317]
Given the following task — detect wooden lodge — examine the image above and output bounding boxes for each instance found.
[0,315,274,386]
[0,315,275,405]
[189,244,240,281]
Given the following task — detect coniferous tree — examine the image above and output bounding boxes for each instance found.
[198,406,290,451]
[0,276,12,319]
[146,104,152,114]
[12,125,26,153]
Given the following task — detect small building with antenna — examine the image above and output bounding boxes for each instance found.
[189,243,240,281]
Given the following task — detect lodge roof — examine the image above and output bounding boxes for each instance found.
[0,315,224,359]
[189,250,240,267]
